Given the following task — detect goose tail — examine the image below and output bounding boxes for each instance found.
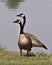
[42,44,47,50]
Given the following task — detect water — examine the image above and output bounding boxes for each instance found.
[0,0,52,54]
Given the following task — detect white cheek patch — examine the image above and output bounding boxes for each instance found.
[21,15,24,17]
[18,21,20,24]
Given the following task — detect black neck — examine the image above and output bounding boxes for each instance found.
[19,22,23,34]
[23,16,26,30]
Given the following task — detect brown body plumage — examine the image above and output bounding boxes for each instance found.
[18,34,32,50]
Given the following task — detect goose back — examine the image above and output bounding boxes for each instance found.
[24,32,46,47]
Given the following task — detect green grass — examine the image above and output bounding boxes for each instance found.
[0,49,52,65]
[0,45,52,65]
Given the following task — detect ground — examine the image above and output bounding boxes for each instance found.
[0,49,52,65]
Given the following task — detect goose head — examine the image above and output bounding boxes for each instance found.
[13,19,21,24]
[16,13,25,18]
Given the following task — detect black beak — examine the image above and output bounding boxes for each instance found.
[13,21,16,23]
[16,15,20,17]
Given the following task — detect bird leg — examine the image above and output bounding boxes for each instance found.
[27,50,30,56]
[27,49,35,56]
[20,49,22,56]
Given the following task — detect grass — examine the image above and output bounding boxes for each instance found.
[0,50,52,65]
[0,45,52,65]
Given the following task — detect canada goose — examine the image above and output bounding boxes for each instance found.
[13,20,32,56]
[16,13,47,50]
